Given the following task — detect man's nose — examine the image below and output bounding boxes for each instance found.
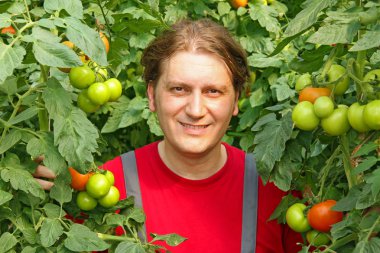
[185,92,206,118]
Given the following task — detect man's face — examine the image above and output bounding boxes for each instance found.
[147,51,239,156]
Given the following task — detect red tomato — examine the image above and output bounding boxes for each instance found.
[68,167,91,191]
[307,200,343,232]
[299,87,332,103]
[1,26,16,35]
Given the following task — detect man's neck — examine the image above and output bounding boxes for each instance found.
[157,141,227,180]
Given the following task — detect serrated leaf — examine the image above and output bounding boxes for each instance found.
[353,237,380,253]
[31,26,61,44]
[239,107,260,130]
[307,22,360,45]
[248,53,283,68]
[269,194,298,223]
[289,45,331,73]
[239,134,255,152]
[129,33,156,50]
[249,87,268,107]
[251,112,277,132]
[366,168,380,199]
[126,208,146,224]
[217,2,231,16]
[271,81,296,102]
[53,107,98,169]
[0,129,22,154]
[8,106,40,125]
[240,36,274,55]
[253,112,293,182]
[115,241,145,253]
[42,78,72,117]
[0,167,45,199]
[370,50,380,65]
[44,203,65,218]
[350,26,380,51]
[119,97,148,128]
[352,157,378,175]
[21,246,37,253]
[353,142,379,158]
[249,4,280,34]
[64,224,109,251]
[150,233,187,246]
[0,232,17,253]
[50,175,72,205]
[0,190,13,205]
[26,132,67,175]
[101,98,130,133]
[65,17,107,66]
[104,213,127,226]
[272,151,299,191]
[333,186,361,212]
[284,0,336,37]
[0,44,26,83]
[22,228,37,245]
[147,111,163,136]
[33,40,83,68]
[40,218,64,247]
[0,13,12,27]
[44,0,83,19]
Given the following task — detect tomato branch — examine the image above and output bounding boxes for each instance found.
[317,147,340,201]
[340,135,357,189]
[97,232,136,242]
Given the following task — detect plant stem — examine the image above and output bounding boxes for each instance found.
[38,65,49,131]
[23,0,32,22]
[364,213,380,242]
[317,147,340,199]
[97,233,136,242]
[340,135,357,189]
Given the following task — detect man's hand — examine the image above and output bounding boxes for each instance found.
[33,157,56,190]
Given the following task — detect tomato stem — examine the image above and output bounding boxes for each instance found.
[317,147,340,201]
[97,232,136,242]
[340,135,357,189]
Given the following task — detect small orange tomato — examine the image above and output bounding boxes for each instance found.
[1,26,16,35]
[299,87,332,104]
[68,167,91,191]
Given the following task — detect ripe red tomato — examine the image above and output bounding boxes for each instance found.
[326,64,350,95]
[98,186,120,208]
[68,167,91,191]
[87,82,110,105]
[347,102,370,133]
[299,87,332,103]
[69,66,96,89]
[321,105,350,136]
[104,78,122,101]
[76,191,97,211]
[292,101,320,131]
[286,203,311,233]
[307,200,343,232]
[86,173,111,199]
[1,26,16,34]
[363,100,380,130]
[77,90,100,113]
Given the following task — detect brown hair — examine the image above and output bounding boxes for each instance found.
[141,18,249,95]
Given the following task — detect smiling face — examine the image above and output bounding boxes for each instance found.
[147,51,239,157]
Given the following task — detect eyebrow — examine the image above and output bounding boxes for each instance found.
[165,81,230,91]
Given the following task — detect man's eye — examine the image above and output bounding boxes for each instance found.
[174,87,183,91]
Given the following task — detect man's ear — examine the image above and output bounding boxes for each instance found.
[147,81,156,112]
[233,92,239,116]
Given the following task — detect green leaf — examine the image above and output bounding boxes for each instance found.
[247,53,283,68]
[104,213,127,227]
[352,157,378,175]
[239,134,255,152]
[353,142,379,158]
[240,36,274,55]
[370,50,380,65]
[119,97,148,128]
[21,246,37,253]
[239,107,260,130]
[249,4,280,35]
[44,0,83,19]
[0,44,26,83]
[0,232,17,253]
[289,45,331,73]
[8,106,40,125]
[0,13,12,27]
[268,194,299,223]
[350,26,380,51]
[271,78,296,102]
[217,2,231,16]
[333,186,361,212]
[1,166,45,199]
[307,22,360,45]
[65,17,107,66]
[64,224,109,251]
[284,0,337,37]
[26,132,67,176]
[0,190,13,205]
[251,113,276,132]
[0,76,18,95]
[249,87,268,107]
[40,218,64,247]
[115,241,145,253]
[253,112,293,182]
[366,168,380,199]
[42,78,72,117]
[269,31,304,57]
[126,208,146,224]
[53,107,99,169]
[101,98,130,133]
[0,129,22,154]
[50,175,72,205]
[146,111,163,136]
[44,203,65,218]
[150,233,187,246]
[31,26,61,44]
[353,237,380,253]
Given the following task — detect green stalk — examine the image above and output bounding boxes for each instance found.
[38,65,49,131]
[317,147,340,200]
[340,135,357,189]
[97,233,136,242]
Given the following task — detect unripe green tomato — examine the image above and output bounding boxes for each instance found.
[76,191,97,211]
[98,186,120,208]
[327,64,350,95]
[359,7,379,25]
[86,173,111,199]
[104,78,122,101]
[321,105,350,136]
[87,82,111,105]
[363,100,380,130]
[313,96,334,118]
[77,90,100,113]
[363,69,380,98]
[306,230,331,247]
[295,73,312,92]
[69,66,96,89]
[292,101,320,131]
[347,102,370,133]
[104,170,115,185]
[286,203,311,233]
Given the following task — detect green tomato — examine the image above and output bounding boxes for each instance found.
[292,101,320,131]
[98,186,120,208]
[306,230,331,247]
[104,170,115,185]
[363,100,380,130]
[359,7,379,25]
[321,105,350,136]
[76,191,97,211]
[86,173,111,199]
[314,96,334,118]
[286,203,311,233]
[104,78,122,101]
[69,66,96,89]
[87,82,110,105]
[77,90,100,113]
[363,69,380,98]
[295,73,312,92]
[347,102,370,133]
[327,64,350,95]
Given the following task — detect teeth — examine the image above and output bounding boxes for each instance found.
[181,123,207,129]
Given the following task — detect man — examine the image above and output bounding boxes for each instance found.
[35,18,302,252]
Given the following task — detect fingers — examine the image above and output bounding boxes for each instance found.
[33,165,56,179]
[35,178,55,190]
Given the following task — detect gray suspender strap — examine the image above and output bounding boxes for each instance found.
[120,151,146,235]
[241,153,259,253]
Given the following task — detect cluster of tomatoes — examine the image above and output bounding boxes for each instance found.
[292,65,380,135]
[286,200,343,247]
[69,168,120,211]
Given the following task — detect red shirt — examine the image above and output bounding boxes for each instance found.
[103,142,302,252]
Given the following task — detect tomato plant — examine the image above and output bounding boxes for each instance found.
[299,87,332,103]
[292,101,320,131]
[326,64,350,96]
[307,200,343,233]
[86,173,111,199]
[285,203,311,233]
[98,185,120,208]
[69,66,96,89]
